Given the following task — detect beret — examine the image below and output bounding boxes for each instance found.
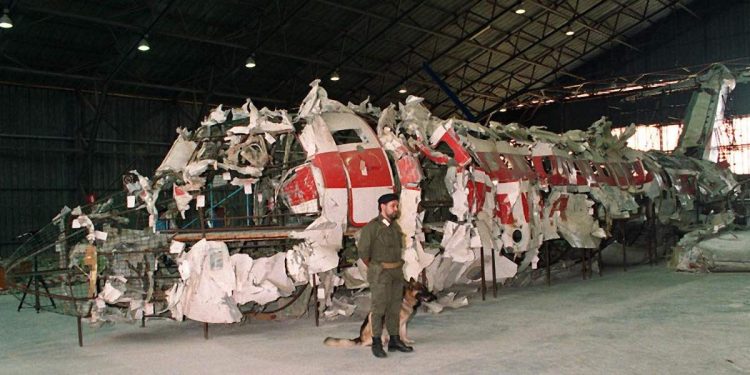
[377,193,399,205]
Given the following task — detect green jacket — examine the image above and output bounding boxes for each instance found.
[358,216,404,263]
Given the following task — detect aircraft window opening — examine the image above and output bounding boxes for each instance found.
[572,161,582,174]
[589,161,597,173]
[331,129,364,145]
[466,129,492,141]
[600,164,611,177]
[499,155,513,169]
[525,156,534,168]
[542,156,553,174]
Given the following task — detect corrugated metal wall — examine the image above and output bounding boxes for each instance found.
[0,84,201,258]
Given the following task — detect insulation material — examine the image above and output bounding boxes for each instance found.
[175,239,242,324]
[440,221,475,263]
[323,297,357,319]
[672,212,739,272]
[233,253,294,305]
[285,244,310,285]
[424,254,470,292]
[340,261,368,289]
[555,194,604,249]
[399,189,434,281]
[289,217,342,274]
[445,166,470,221]
[423,292,469,314]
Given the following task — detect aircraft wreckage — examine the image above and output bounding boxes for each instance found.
[3,64,748,345]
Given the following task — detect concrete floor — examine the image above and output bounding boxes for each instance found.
[2,264,750,375]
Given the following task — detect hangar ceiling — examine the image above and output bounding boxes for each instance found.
[0,0,695,121]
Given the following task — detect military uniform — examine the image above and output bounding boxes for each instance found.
[358,215,404,338]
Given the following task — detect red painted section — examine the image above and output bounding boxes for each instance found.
[630,160,652,185]
[416,142,451,165]
[311,152,348,189]
[521,192,530,222]
[339,148,394,187]
[676,174,697,195]
[550,195,569,220]
[282,164,318,207]
[434,128,472,167]
[593,162,617,186]
[610,162,631,188]
[467,174,489,215]
[395,156,423,187]
[495,193,514,224]
[475,152,536,183]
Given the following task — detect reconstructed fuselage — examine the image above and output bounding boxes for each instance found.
[2,68,739,326]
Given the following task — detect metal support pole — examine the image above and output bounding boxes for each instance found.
[580,248,587,280]
[141,315,146,328]
[312,276,320,327]
[204,322,209,340]
[545,242,551,287]
[34,257,41,313]
[491,247,497,298]
[621,223,627,272]
[597,246,603,277]
[422,62,477,121]
[479,246,486,301]
[77,316,83,347]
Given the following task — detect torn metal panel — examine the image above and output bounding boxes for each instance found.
[671,211,738,272]
[157,129,197,174]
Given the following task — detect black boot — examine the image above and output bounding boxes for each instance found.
[388,335,414,353]
[371,337,387,358]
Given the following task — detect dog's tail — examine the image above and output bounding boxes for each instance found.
[323,336,362,348]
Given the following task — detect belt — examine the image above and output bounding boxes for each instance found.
[380,261,402,269]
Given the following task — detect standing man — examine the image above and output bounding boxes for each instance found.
[358,193,414,358]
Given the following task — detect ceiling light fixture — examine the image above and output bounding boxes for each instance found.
[330,70,340,81]
[0,9,13,29]
[137,37,150,52]
[514,2,526,15]
[398,86,407,94]
[565,29,575,36]
[499,108,508,113]
[245,55,256,68]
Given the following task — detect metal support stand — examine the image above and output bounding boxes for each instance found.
[597,246,603,277]
[77,316,83,347]
[545,242,551,287]
[312,276,319,327]
[204,322,209,340]
[580,248,594,280]
[490,247,497,298]
[479,247,486,301]
[621,224,627,272]
[648,202,656,266]
[17,257,56,313]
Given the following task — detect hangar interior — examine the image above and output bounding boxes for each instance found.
[1,0,750,373]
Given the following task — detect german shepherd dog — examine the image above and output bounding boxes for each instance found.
[324,279,436,348]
